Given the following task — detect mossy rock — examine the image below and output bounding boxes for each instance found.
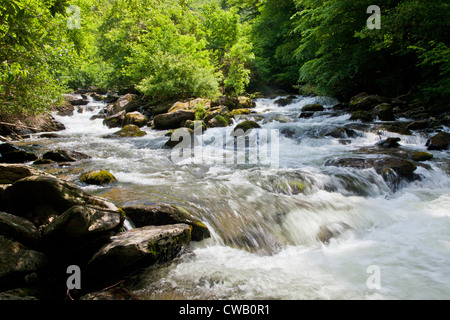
[124,112,149,128]
[350,110,373,122]
[232,121,261,135]
[411,152,433,162]
[104,125,147,138]
[230,109,251,117]
[80,170,117,185]
[302,104,324,112]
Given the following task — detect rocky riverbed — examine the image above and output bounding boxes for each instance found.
[0,91,449,300]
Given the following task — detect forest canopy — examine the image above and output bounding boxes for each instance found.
[1,0,448,117]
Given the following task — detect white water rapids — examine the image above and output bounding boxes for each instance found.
[31,95,450,300]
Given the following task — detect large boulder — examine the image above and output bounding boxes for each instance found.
[0,236,47,288]
[124,112,148,128]
[107,94,140,115]
[153,110,195,130]
[0,163,51,184]
[350,110,373,122]
[42,205,123,241]
[0,143,38,163]
[375,103,395,121]
[0,211,41,249]
[426,132,450,151]
[3,175,119,226]
[103,111,126,128]
[349,92,390,111]
[123,204,210,241]
[88,224,192,279]
[42,149,91,163]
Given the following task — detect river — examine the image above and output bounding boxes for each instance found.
[29,95,450,300]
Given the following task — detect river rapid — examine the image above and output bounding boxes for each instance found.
[28,95,450,300]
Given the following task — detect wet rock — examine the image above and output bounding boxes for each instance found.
[411,152,433,162]
[88,224,192,279]
[0,163,51,184]
[232,121,261,136]
[109,94,140,115]
[33,159,54,165]
[317,222,351,244]
[375,103,395,121]
[80,170,117,186]
[153,110,195,130]
[349,92,390,111]
[407,121,429,131]
[104,125,147,138]
[164,128,198,149]
[230,109,251,117]
[211,96,240,110]
[39,133,60,139]
[42,149,91,163]
[103,111,126,128]
[274,97,293,107]
[124,112,148,128]
[324,127,358,139]
[302,104,324,112]
[123,204,210,241]
[207,115,230,128]
[263,115,293,124]
[42,205,123,241]
[0,143,38,163]
[350,110,373,122]
[238,96,256,109]
[3,175,119,226]
[426,132,450,151]
[375,137,401,149]
[0,236,47,288]
[0,211,41,249]
[299,112,315,119]
[69,99,89,106]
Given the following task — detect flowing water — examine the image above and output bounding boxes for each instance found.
[29,95,450,300]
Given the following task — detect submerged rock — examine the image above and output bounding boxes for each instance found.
[317,222,351,244]
[274,97,293,107]
[0,143,38,164]
[123,204,210,241]
[80,170,117,185]
[426,132,450,151]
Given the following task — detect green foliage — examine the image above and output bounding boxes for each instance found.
[195,104,207,120]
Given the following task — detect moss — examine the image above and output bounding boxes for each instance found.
[146,227,192,260]
[233,120,261,133]
[411,152,433,162]
[194,104,207,121]
[214,115,229,126]
[80,170,117,185]
[230,109,251,117]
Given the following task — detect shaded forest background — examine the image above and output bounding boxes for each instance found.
[1,0,449,119]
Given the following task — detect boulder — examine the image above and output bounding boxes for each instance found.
[208,115,230,128]
[349,92,390,111]
[0,236,47,288]
[324,127,358,139]
[164,128,198,149]
[108,94,140,115]
[375,137,401,149]
[230,109,251,117]
[238,96,256,109]
[0,163,51,184]
[42,149,91,163]
[274,97,293,107]
[80,170,117,186]
[0,143,38,163]
[350,110,373,122]
[299,112,315,119]
[104,125,147,138]
[375,103,395,121]
[232,121,261,136]
[0,211,41,249]
[426,132,450,151]
[153,110,195,130]
[88,224,192,278]
[168,98,211,113]
[211,96,240,110]
[103,111,126,128]
[69,99,89,106]
[407,121,429,131]
[302,104,324,112]
[123,204,210,241]
[124,112,148,128]
[411,152,433,162]
[263,115,293,124]
[3,175,119,226]
[42,205,123,241]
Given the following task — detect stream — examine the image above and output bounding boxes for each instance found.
[27,95,450,300]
